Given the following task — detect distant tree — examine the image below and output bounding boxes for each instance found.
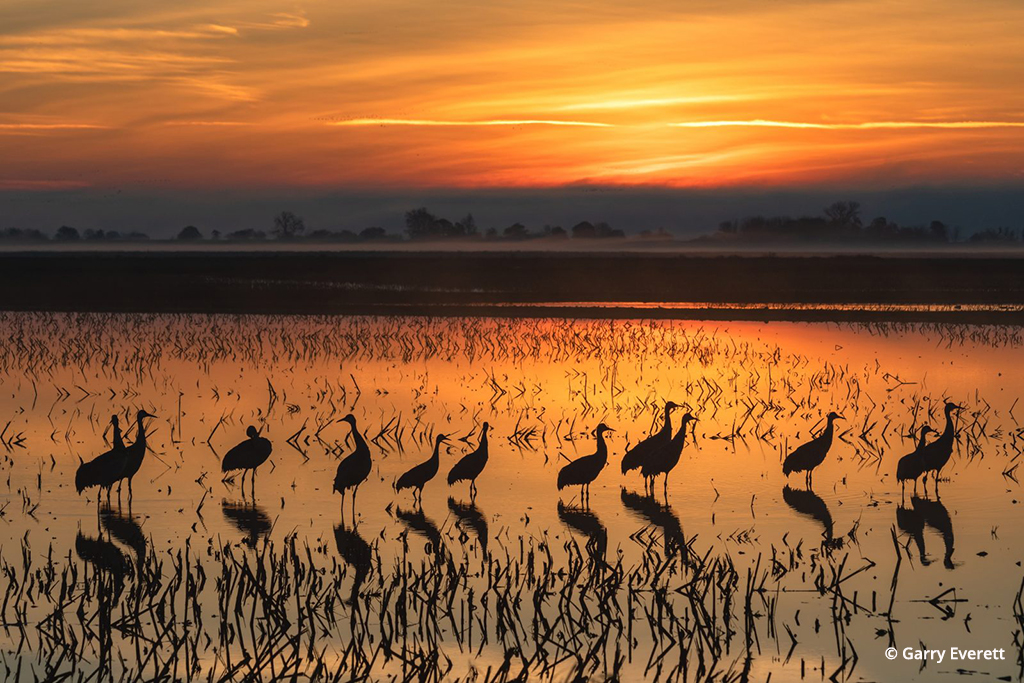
[104,230,121,240]
[594,221,625,238]
[718,220,738,234]
[1,227,47,242]
[544,225,567,238]
[211,229,221,240]
[485,227,497,238]
[572,221,596,238]
[459,214,478,236]
[969,226,1019,243]
[405,207,439,240]
[434,218,458,237]
[273,211,305,239]
[359,226,388,241]
[503,223,529,239]
[227,228,266,240]
[125,231,150,241]
[55,225,80,241]
[929,220,949,242]
[177,225,203,241]
[824,201,862,227]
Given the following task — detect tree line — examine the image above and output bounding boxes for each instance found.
[713,201,1022,244]
[1,202,1020,245]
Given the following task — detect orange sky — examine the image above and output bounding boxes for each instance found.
[3,0,1024,191]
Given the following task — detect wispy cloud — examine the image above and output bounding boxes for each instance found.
[0,122,108,132]
[332,118,615,128]
[162,120,252,126]
[0,179,91,190]
[670,119,1024,130]
[559,95,749,111]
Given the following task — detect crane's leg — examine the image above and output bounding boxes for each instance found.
[470,481,477,501]
[251,468,256,497]
[663,473,669,498]
[340,489,346,521]
[352,484,359,519]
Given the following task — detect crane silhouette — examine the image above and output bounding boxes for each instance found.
[221,425,273,495]
[557,423,613,504]
[76,415,129,509]
[334,414,373,519]
[782,412,843,487]
[116,409,156,506]
[621,401,679,476]
[896,425,933,495]
[447,422,489,499]
[396,433,448,504]
[641,413,697,496]
[920,402,964,493]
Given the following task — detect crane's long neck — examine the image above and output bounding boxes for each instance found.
[661,406,674,435]
[136,415,147,449]
[916,429,930,450]
[672,419,691,446]
[351,424,367,452]
[431,439,442,464]
[479,430,489,451]
[595,430,609,465]
[113,424,125,449]
[940,409,955,442]
[822,417,836,445]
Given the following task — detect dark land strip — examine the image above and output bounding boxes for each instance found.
[1,251,1023,323]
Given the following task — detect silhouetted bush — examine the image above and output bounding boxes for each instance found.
[273,211,305,239]
[177,225,203,240]
[0,227,48,242]
[54,226,80,241]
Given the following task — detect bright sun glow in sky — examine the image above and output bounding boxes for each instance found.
[2,0,1024,191]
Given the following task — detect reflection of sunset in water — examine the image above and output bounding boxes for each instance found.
[0,312,1020,680]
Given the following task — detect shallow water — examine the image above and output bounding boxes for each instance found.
[0,312,1021,681]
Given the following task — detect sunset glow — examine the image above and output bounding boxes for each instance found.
[3,0,1024,190]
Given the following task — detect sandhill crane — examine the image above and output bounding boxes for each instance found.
[782,412,843,487]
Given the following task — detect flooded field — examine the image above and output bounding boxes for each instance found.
[0,311,1022,681]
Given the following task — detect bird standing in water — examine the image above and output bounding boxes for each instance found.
[116,409,156,505]
[641,412,697,496]
[396,433,448,504]
[896,425,933,495]
[783,412,843,487]
[557,423,614,505]
[221,425,273,495]
[76,415,129,509]
[621,401,679,477]
[920,402,964,493]
[334,414,373,518]
[448,422,489,499]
